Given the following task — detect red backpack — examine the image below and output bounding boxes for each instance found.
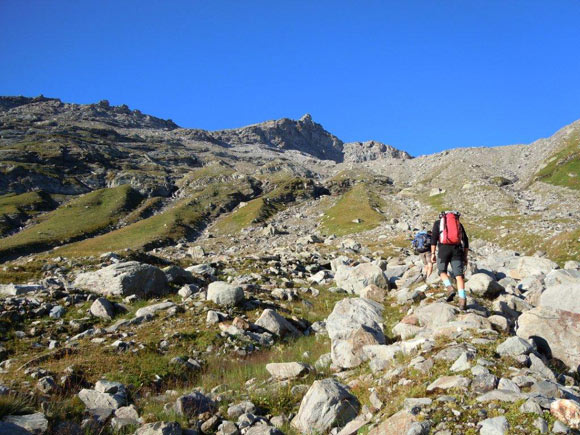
[439,211,462,245]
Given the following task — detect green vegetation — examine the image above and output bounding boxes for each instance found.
[536,132,580,190]
[320,183,385,236]
[121,196,165,225]
[55,180,255,257]
[0,191,55,236]
[214,177,317,234]
[0,394,34,418]
[0,185,143,260]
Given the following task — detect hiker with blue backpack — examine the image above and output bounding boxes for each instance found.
[412,230,433,280]
[430,211,469,310]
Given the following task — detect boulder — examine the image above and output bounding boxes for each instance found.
[511,256,558,278]
[135,301,176,317]
[551,399,580,430]
[479,416,509,435]
[326,298,385,368]
[414,303,458,328]
[0,284,44,296]
[90,297,115,320]
[539,271,580,314]
[162,265,194,285]
[206,281,244,306]
[2,413,48,434]
[496,337,534,357]
[78,388,127,410]
[255,309,300,338]
[74,261,168,298]
[465,273,504,298]
[517,306,580,371]
[292,378,360,434]
[0,421,33,435]
[334,263,387,295]
[369,409,429,435]
[360,284,386,303]
[175,392,215,417]
[134,421,182,435]
[265,362,312,380]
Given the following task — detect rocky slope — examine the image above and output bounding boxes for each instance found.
[0,95,579,434]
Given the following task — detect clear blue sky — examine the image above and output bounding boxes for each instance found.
[1,1,579,156]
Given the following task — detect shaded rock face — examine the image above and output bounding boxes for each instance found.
[326,298,385,368]
[516,306,580,372]
[292,378,360,434]
[74,261,168,298]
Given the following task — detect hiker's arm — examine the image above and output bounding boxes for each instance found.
[462,225,469,263]
[430,221,439,261]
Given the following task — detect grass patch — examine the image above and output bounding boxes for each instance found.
[0,191,56,236]
[320,183,385,236]
[54,180,256,257]
[0,185,144,260]
[536,132,580,190]
[0,394,34,418]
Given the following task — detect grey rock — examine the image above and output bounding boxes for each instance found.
[0,284,44,296]
[517,306,580,371]
[334,263,387,295]
[49,305,65,319]
[476,389,526,403]
[2,413,48,434]
[206,282,244,306]
[90,297,115,320]
[74,261,168,298]
[497,378,520,393]
[227,401,256,420]
[292,378,360,434]
[134,421,183,435]
[426,376,470,392]
[326,298,385,368]
[471,374,499,393]
[255,309,300,338]
[175,391,215,417]
[478,416,509,435]
[520,399,543,415]
[265,362,312,380]
[533,417,548,433]
[78,388,127,410]
[466,274,504,298]
[135,301,176,317]
[496,336,534,357]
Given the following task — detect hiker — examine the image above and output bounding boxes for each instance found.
[430,211,469,310]
[412,230,433,280]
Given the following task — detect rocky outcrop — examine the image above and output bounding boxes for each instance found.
[74,261,168,298]
[343,140,412,163]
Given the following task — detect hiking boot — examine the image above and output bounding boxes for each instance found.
[458,297,467,311]
[445,285,456,302]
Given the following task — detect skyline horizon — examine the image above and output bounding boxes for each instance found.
[3,92,575,158]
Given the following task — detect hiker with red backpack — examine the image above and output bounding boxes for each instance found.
[430,211,469,310]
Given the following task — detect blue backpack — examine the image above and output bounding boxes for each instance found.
[412,231,431,254]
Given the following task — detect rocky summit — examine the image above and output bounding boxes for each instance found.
[0,95,579,435]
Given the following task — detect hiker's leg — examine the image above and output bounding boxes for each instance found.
[426,261,433,277]
[450,252,466,306]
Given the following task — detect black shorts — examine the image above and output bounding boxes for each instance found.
[437,244,465,277]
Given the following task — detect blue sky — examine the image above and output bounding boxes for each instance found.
[1,1,579,156]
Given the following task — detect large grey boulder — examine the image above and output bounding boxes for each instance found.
[0,284,44,297]
[326,298,385,368]
[517,306,580,371]
[0,421,33,435]
[334,263,387,295]
[74,261,168,298]
[466,273,504,298]
[255,309,300,338]
[292,378,360,434]
[512,256,558,278]
[2,413,48,434]
[539,270,580,315]
[206,281,244,306]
